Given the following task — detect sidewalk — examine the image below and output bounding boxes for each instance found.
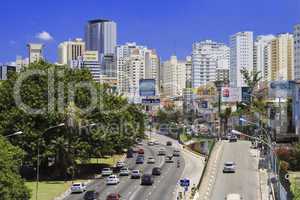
[196,141,224,200]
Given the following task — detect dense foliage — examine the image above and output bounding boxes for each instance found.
[0,61,145,179]
[0,136,30,200]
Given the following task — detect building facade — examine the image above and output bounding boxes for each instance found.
[161,55,187,97]
[270,33,294,81]
[0,65,16,80]
[192,40,230,88]
[85,19,117,63]
[294,24,300,80]
[58,38,85,66]
[253,35,276,81]
[27,43,44,63]
[230,32,253,87]
[116,43,159,97]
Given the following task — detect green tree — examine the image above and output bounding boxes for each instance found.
[0,136,30,200]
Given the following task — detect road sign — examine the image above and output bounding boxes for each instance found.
[142,98,160,105]
[180,178,190,187]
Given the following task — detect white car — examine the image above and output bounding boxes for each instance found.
[223,162,236,173]
[116,161,125,168]
[173,150,180,157]
[148,141,154,146]
[158,148,166,156]
[119,167,130,176]
[154,140,159,145]
[225,193,242,200]
[101,168,113,176]
[106,175,120,185]
[131,170,141,179]
[147,157,156,164]
[70,182,86,193]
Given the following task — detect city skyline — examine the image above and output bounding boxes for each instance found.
[1,0,299,63]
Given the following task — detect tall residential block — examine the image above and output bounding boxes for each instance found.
[27,43,44,63]
[253,35,276,81]
[58,38,85,66]
[116,43,159,97]
[294,24,300,80]
[229,32,253,87]
[192,40,230,88]
[161,55,187,97]
[85,19,117,62]
[270,33,294,81]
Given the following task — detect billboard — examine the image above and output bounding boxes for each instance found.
[139,79,156,97]
[221,87,241,102]
[269,81,294,98]
[241,87,251,103]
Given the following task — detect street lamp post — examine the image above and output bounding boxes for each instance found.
[214,81,224,139]
[4,131,23,138]
[36,123,65,200]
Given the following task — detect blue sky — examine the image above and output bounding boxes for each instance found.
[1,0,299,63]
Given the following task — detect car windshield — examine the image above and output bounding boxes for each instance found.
[225,163,234,166]
[72,184,81,186]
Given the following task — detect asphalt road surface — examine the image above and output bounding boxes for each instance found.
[63,140,185,200]
[211,140,260,200]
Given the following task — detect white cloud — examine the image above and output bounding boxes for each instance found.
[9,40,16,45]
[35,31,53,41]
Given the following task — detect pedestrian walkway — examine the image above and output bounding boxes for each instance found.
[197,141,224,200]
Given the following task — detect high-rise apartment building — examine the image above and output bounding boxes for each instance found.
[192,40,230,88]
[27,43,44,64]
[116,43,159,97]
[253,35,276,81]
[230,32,253,87]
[58,38,85,66]
[270,33,294,81]
[294,24,300,80]
[161,55,187,97]
[85,19,117,62]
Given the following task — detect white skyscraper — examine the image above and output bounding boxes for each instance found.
[192,40,230,88]
[230,31,253,87]
[58,38,85,65]
[116,43,159,97]
[27,43,44,64]
[253,35,276,81]
[294,24,300,80]
[161,55,187,97]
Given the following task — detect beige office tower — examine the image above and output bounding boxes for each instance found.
[270,33,294,81]
[58,38,85,65]
[27,43,44,63]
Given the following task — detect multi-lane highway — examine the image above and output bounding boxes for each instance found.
[63,136,185,200]
[211,140,260,200]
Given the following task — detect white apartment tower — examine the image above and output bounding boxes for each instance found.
[116,43,159,97]
[27,43,44,64]
[253,35,276,81]
[58,38,85,65]
[294,24,300,80]
[230,32,254,87]
[161,55,187,97]
[192,40,230,88]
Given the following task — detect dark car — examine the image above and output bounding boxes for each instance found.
[166,141,172,146]
[126,150,133,158]
[229,136,238,142]
[136,156,144,164]
[84,190,99,200]
[152,167,161,176]
[141,174,154,185]
[106,193,121,200]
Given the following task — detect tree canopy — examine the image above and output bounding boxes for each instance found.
[0,61,145,179]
